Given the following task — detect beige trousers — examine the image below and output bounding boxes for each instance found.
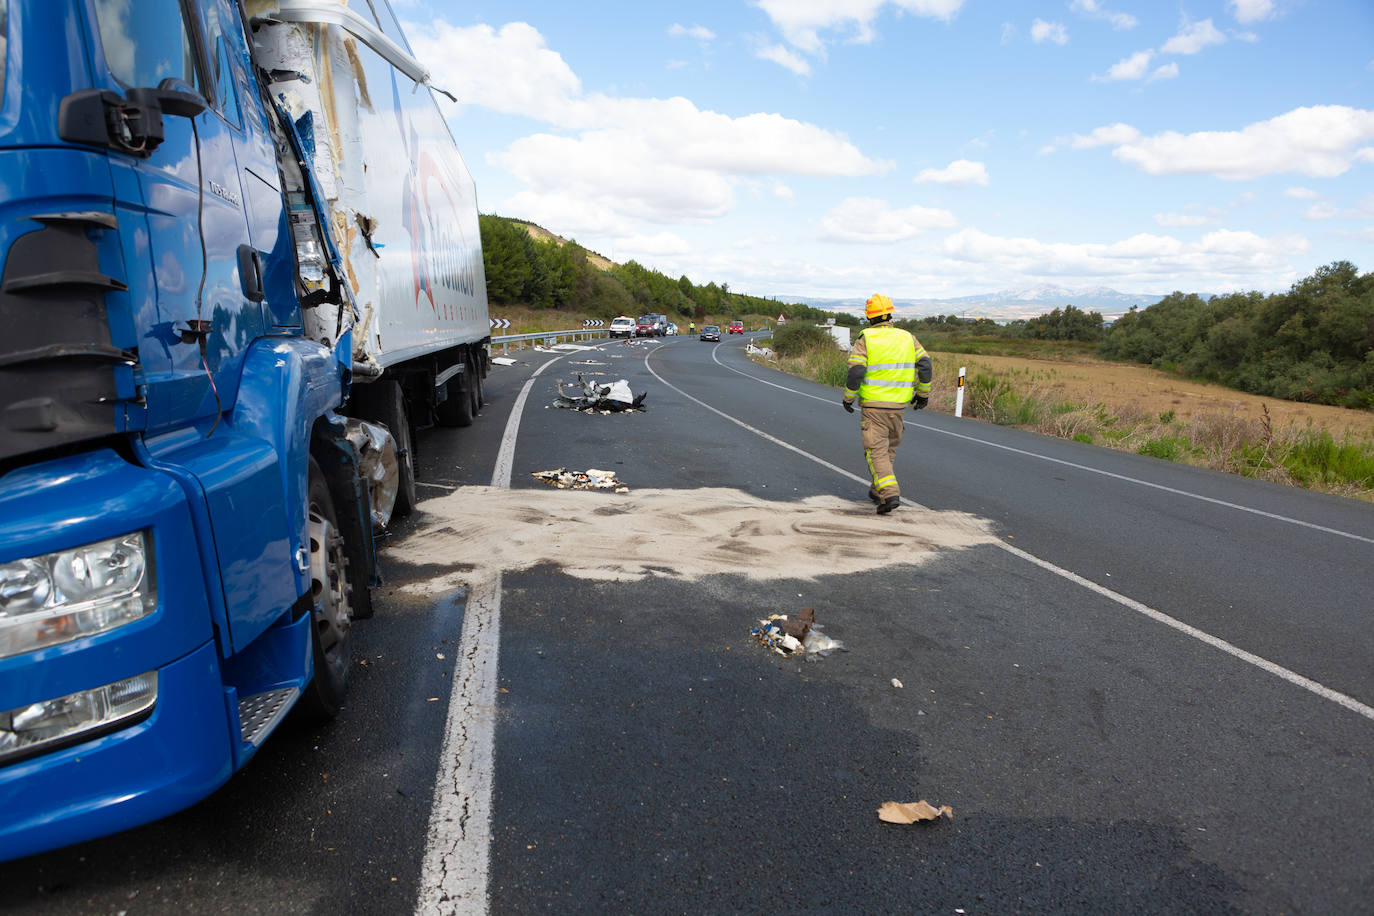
[860,406,905,498]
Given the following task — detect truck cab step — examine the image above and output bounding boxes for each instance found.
[237,687,299,747]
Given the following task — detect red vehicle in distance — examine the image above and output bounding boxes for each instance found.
[728,320,745,334]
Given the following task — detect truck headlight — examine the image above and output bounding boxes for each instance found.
[0,532,155,659]
[0,671,157,765]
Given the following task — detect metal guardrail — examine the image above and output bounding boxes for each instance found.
[490,328,610,353]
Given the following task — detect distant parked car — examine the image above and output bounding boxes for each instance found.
[665,322,678,336]
[728,320,745,334]
[610,316,635,338]
[700,325,720,341]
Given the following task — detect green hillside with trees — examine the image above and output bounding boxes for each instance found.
[1097,262,1373,409]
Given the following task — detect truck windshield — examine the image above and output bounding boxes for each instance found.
[92,0,200,92]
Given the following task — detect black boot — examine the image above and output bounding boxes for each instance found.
[867,487,881,504]
[876,495,900,515]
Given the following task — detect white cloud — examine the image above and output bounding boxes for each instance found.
[495,131,738,226]
[914,159,989,186]
[821,197,958,243]
[1302,196,1374,220]
[772,182,795,201]
[1229,0,1275,24]
[1110,106,1374,180]
[1154,212,1215,227]
[617,231,693,258]
[1284,187,1320,199]
[1150,63,1180,81]
[1096,50,1154,81]
[754,0,966,56]
[411,20,892,233]
[1069,0,1138,30]
[757,43,811,75]
[1031,19,1068,45]
[942,227,1308,280]
[1000,21,1016,44]
[1161,19,1226,55]
[669,23,716,41]
[1071,123,1141,148]
[407,21,582,122]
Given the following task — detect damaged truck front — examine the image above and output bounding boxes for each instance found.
[0,0,488,861]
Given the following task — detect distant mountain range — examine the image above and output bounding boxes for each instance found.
[790,285,1184,321]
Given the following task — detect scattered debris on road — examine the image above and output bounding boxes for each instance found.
[532,468,629,492]
[554,375,647,412]
[878,801,953,824]
[891,678,903,689]
[751,607,847,659]
[746,341,775,359]
[491,356,520,366]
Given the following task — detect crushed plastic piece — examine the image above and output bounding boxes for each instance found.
[554,375,647,412]
[532,468,627,491]
[877,800,953,824]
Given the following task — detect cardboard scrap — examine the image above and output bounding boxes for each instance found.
[531,468,626,491]
[877,800,953,824]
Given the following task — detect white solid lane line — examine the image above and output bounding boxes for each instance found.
[417,354,567,916]
[655,348,1374,723]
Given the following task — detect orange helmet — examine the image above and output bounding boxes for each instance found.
[865,294,894,320]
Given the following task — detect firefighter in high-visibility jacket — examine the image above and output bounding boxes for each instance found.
[842,294,932,514]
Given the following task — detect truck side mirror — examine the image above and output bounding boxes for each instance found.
[127,78,209,120]
[59,79,208,157]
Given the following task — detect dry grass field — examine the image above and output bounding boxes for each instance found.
[933,351,1374,440]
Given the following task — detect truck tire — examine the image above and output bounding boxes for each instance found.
[381,381,418,516]
[298,458,353,721]
[436,371,474,428]
[468,352,484,415]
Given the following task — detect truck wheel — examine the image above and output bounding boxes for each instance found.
[468,353,484,415]
[381,381,418,516]
[298,459,353,721]
[436,371,474,428]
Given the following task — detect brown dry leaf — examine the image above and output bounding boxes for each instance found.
[877,800,953,824]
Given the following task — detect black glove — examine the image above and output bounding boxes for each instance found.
[842,399,855,413]
[912,396,929,410]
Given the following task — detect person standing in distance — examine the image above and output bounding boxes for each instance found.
[841,294,932,514]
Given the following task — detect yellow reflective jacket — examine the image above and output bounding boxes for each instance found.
[844,324,932,408]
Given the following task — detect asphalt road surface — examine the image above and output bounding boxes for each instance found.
[4,333,1372,915]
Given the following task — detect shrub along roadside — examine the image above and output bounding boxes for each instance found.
[752,335,1374,502]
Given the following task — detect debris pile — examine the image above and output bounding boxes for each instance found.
[532,468,628,492]
[751,607,846,659]
[746,341,775,359]
[554,375,647,412]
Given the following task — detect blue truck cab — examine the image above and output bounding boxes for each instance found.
[0,0,379,859]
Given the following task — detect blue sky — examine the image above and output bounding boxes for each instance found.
[394,0,1373,302]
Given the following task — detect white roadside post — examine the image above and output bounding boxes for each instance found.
[955,366,966,418]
